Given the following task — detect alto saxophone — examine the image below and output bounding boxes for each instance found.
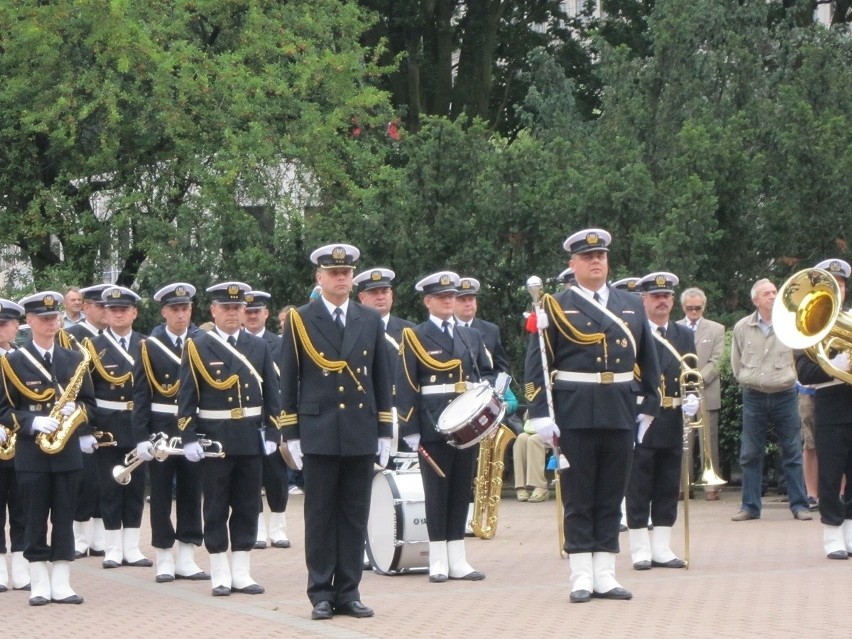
[36,346,92,455]
[0,424,19,461]
[470,423,516,539]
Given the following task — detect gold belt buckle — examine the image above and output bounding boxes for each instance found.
[454,382,467,393]
[661,397,673,409]
[230,408,245,419]
[599,371,614,384]
[126,401,134,410]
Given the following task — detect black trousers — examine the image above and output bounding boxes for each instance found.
[17,470,80,562]
[149,454,203,549]
[302,453,372,607]
[625,444,682,528]
[74,453,101,521]
[815,423,852,526]
[260,451,289,513]
[560,429,633,554]
[419,440,476,542]
[0,465,26,553]
[95,445,146,529]
[201,455,262,553]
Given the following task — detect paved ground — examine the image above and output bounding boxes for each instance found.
[2,485,846,638]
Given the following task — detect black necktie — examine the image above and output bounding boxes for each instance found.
[442,320,452,339]
[334,308,345,334]
[119,337,127,351]
[657,326,666,339]
[43,351,52,368]
[175,336,183,351]
[227,335,237,347]
[593,292,602,303]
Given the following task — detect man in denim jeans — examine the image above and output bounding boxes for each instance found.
[730,278,812,521]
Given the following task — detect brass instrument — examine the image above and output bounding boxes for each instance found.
[526,276,567,558]
[773,268,852,382]
[112,433,169,486]
[93,430,117,447]
[0,423,20,461]
[36,346,92,454]
[470,423,516,539]
[112,433,226,485]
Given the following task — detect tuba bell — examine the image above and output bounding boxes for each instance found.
[773,268,852,383]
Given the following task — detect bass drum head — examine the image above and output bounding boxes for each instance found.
[366,470,429,575]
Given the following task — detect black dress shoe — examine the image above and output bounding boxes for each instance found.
[52,594,84,604]
[212,585,231,597]
[231,583,265,595]
[176,571,210,581]
[569,589,592,603]
[827,550,849,560]
[102,560,120,569]
[449,570,485,581]
[74,551,86,560]
[253,540,267,550]
[88,549,106,557]
[272,539,291,549]
[122,558,153,567]
[592,587,633,600]
[311,600,334,620]
[336,600,374,618]
[29,596,50,606]
[651,558,686,568]
[0,585,6,593]
[14,583,30,591]
[155,574,175,583]
[633,560,652,571]
[429,574,448,583]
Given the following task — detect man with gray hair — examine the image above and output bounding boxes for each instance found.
[677,287,726,500]
[730,278,811,521]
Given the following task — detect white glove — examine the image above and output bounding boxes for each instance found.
[377,437,392,467]
[264,440,277,456]
[403,434,421,452]
[636,414,654,444]
[681,394,700,418]
[79,434,98,454]
[183,441,205,463]
[0,428,7,444]
[830,351,850,372]
[136,440,155,461]
[32,416,59,434]
[287,439,303,470]
[530,417,560,445]
[535,308,549,330]
[60,401,76,418]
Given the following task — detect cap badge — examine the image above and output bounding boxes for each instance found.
[45,295,57,306]
[371,270,382,281]
[332,246,346,262]
[245,294,255,303]
[175,286,187,297]
[586,233,599,245]
[110,289,121,299]
[830,260,841,273]
[227,285,239,297]
[655,275,667,287]
[461,280,472,290]
[439,275,450,286]
[627,281,637,291]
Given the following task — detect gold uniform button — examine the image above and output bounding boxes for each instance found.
[596,357,602,363]
[164,374,170,380]
[615,358,621,364]
[339,403,346,409]
[363,350,368,356]
[246,396,250,401]
[244,383,250,388]
[358,403,363,409]
[586,321,592,327]
[448,373,454,379]
[227,397,233,403]
[338,387,345,392]
[216,370,221,375]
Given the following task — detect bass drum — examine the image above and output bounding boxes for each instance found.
[366,470,429,575]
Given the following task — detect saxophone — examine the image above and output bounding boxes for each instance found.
[36,346,92,454]
[470,423,516,539]
[0,424,18,460]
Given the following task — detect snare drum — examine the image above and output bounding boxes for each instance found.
[366,470,429,575]
[435,385,506,449]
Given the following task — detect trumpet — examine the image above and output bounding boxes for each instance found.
[93,430,117,447]
[152,435,226,461]
[112,433,169,485]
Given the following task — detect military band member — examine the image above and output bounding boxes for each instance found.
[525,229,660,603]
[353,267,414,456]
[65,284,109,559]
[612,277,641,294]
[0,299,29,592]
[557,267,576,290]
[84,286,149,569]
[132,282,208,582]
[454,277,511,376]
[795,259,852,559]
[177,281,283,597]
[396,271,494,583]
[243,290,291,551]
[0,291,96,605]
[626,272,697,571]
[280,244,393,621]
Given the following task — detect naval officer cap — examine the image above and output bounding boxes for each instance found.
[612,277,641,294]
[456,277,481,297]
[206,281,251,305]
[815,259,852,281]
[563,228,611,254]
[154,282,196,306]
[557,267,576,286]
[310,243,360,269]
[103,286,142,307]
[0,299,25,322]
[245,290,272,309]
[80,284,111,304]
[20,291,65,316]
[638,272,679,294]
[415,271,460,296]
[353,268,395,292]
